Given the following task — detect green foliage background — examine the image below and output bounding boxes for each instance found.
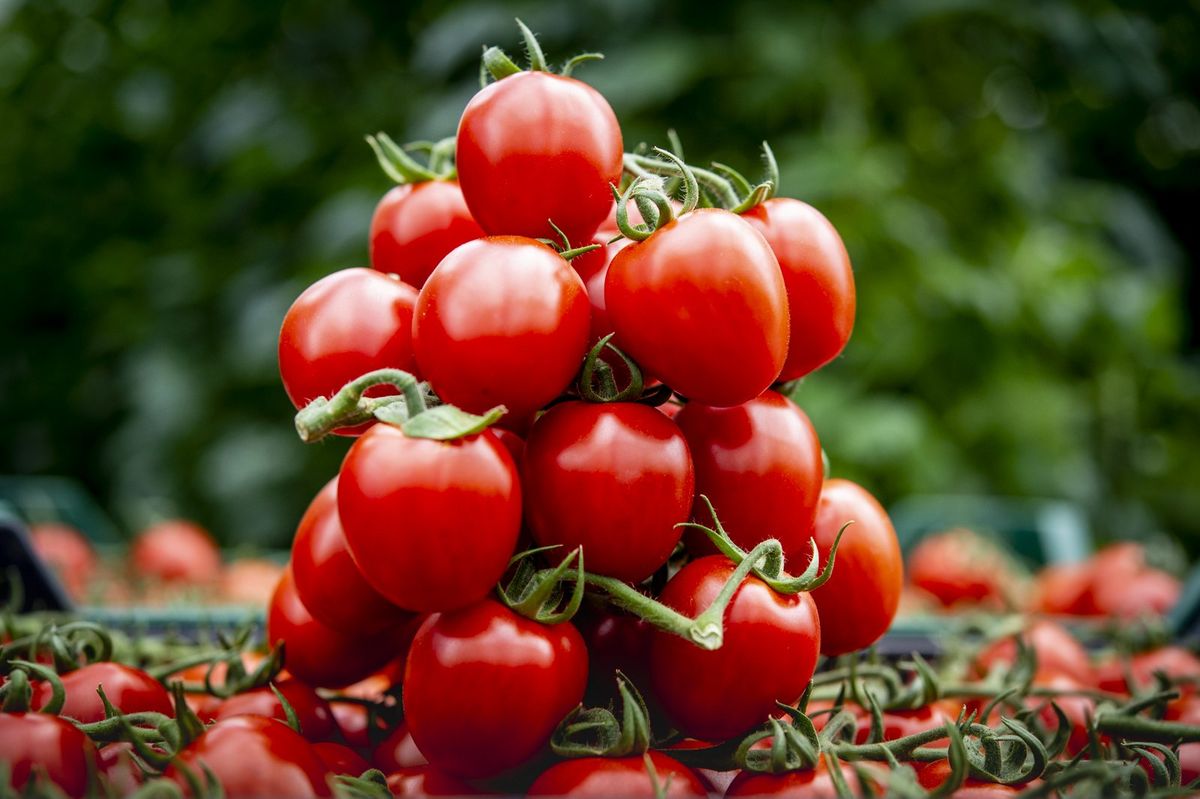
[1,0,1198,551]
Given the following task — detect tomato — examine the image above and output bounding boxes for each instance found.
[456,70,622,243]
[212,679,335,741]
[917,760,1029,796]
[853,703,953,744]
[369,181,483,287]
[1031,562,1096,615]
[598,198,683,237]
[583,243,620,344]
[605,208,789,407]
[527,752,707,798]
[312,742,371,777]
[1095,646,1200,695]
[0,712,97,798]
[492,427,526,466]
[28,522,96,599]
[97,742,142,794]
[131,519,221,585]
[372,722,427,773]
[649,556,820,741]
[330,701,380,751]
[574,606,654,710]
[740,198,855,381]
[808,479,903,656]
[403,599,588,779]
[291,478,411,634]
[1103,570,1181,619]
[387,766,485,797]
[907,529,1018,609]
[569,235,614,284]
[32,662,172,724]
[267,568,413,688]
[674,391,822,559]
[337,423,521,613]
[971,620,1093,686]
[522,401,694,582]
[278,268,419,433]
[219,558,284,606]
[169,716,332,798]
[413,237,590,420]
[1031,673,1098,756]
[726,761,884,798]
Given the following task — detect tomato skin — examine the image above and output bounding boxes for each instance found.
[741,198,855,380]
[809,479,903,656]
[649,556,821,741]
[0,712,98,798]
[575,607,654,710]
[413,237,590,420]
[971,620,1093,686]
[1104,569,1181,619]
[212,679,335,742]
[267,568,412,689]
[917,760,1029,795]
[291,478,411,634]
[403,599,588,780]
[278,268,420,425]
[456,71,622,243]
[522,402,694,582]
[853,703,953,744]
[1095,646,1200,695]
[220,558,285,606]
[387,766,485,797]
[726,761,884,798]
[97,742,142,794]
[372,722,427,773]
[312,742,371,776]
[907,529,1017,609]
[32,662,172,724]
[337,423,521,613]
[169,716,332,798]
[28,523,95,599]
[1031,562,1096,615]
[675,391,822,559]
[605,209,789,407]
[527,752,707,798]
[131,520,222,585]
[369,182,483,287]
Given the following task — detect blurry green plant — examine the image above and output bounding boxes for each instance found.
[0,0,1197,551]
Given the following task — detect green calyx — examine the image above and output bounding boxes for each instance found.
[292,368,506,444]
[537,219,602,262]
[623,137,780,213]
[552,673,654,758]
[480,19,604,85]
[497,546,586,625]
[577,334,648,404]
[365,132,456,184]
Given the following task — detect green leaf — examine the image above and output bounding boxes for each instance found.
[401,404,506,440]
[372,402,410,427]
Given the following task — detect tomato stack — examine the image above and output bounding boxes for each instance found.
[267,21,905,795]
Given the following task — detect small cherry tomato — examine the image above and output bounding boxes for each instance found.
[97,742,142,794]
[726,760,884,798]
[212,679,335,741]
[278,268,420,434]
[403,599,588,779]
[330,701,385,751]
[649,556,820,741]
[219,558,284,606]
[0,712,98,798]
[853,703,953,744]
[457,71,622,243]
[907,528,1020,610]
[971,620,1093,686]
[372,722,427,773]
[675,391,822,559]
[1103,570,1181,619]
[527,752,707,798]
[574,607,654,711]
[605,208,789,407]
[1031,562,1096,615]
[1095,646,1200,695]
[33,662,172,724]
[917,760,1030,795]
[267,568,413,688]
[522,401,694,582]
[337,423,521,613]
[369,181,483,287]
[169,715,332,798]
[740,198,855,380]
[386,766,485,797]
[291,478,411,633]
[809,479,903,656]
[131,519,222,585]
[28,522,96,599]
[312,742,371,777]
[413,236,590,420]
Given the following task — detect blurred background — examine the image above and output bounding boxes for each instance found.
[1,0,1197,553]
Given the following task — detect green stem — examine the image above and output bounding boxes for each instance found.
[1095,714,1200,743]
[482,46,521,81]
[293,369,426,443]
[514,19,547,71]
[624,153,740,209]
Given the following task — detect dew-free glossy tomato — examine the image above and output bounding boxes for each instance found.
[0,713,97,798]
[131,520,222,585]
[212,679,335,741]
[33,662,172,724]
[527,752,707,798]
[369,181,483,287]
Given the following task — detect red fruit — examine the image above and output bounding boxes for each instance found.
[527,752,708,798]
[972,621,1093,686]
[0,713,98,798]
[28,522,95,599]
[907,529,1017,609]
[212,679,335,741]
[312,742,371,777]
[369,181,483,287]
[33,662,172,724]
[372,722,427,773]
[726,761,884,798]
[386,766,485,797]
[132,519,222,585]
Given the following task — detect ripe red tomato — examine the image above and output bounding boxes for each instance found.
[291,478,411,634]
[456,71,622,243]
[32,662,172,724]
[1031,562,1096,615]
[386,766,484,797]
[1095,646,1200,695]
[971,620,1093,686]
[606,209,790,407]
[1103,570,1181,619]
[169,716,332,798]
[853,703,953,744]
[527,752,708,798]
[917,760,1029,795]
[97,742,142,794]
[267,568,413,688]
[808,479,903,656]
[726,761,884,798]
[1033,672,1098,756]
[675,391,822,559]
[574,607,654,710]
[212,679,335,741]
[522,401,694,582]
[372,722,427,773]
[28,522,96,599]
[907,529,1018,609]
[131,520,221,585]
[329,701,382,751]
[649,556,821,741]
[741,198,855,380]
[312,742,371,777]
[413,237,590,420]
[598,198,683,237]
[337,423,521,613]
[0,713,97,797]
[219,558,285,606]
[369,181,483,287]
[403,599,588,779]
[278,268,420,430]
